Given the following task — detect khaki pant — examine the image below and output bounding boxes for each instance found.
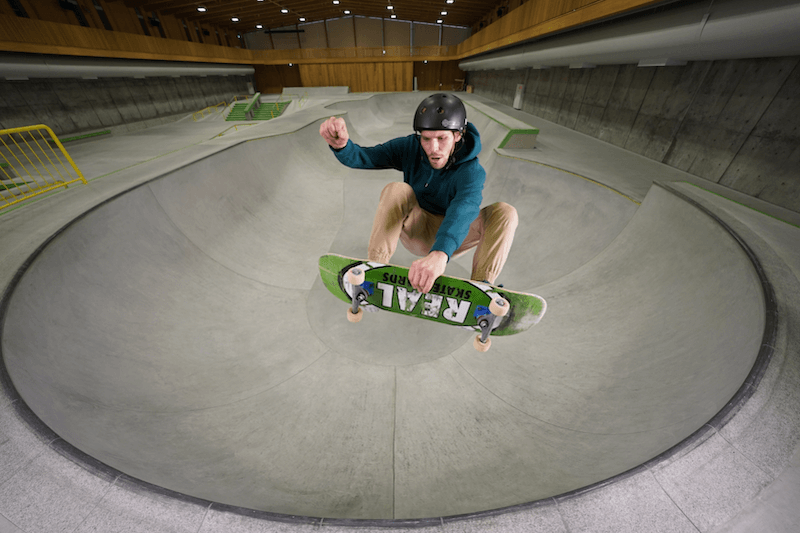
[367,182,518,284]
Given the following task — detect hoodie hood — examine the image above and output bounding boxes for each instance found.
[453,122,482,166]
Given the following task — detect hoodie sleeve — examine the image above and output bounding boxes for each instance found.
[431,161,486,258]
[331,137,410,171]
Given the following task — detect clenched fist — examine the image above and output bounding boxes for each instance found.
[319,116,349,150]
[409,251,448,294]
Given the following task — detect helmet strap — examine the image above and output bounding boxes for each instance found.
[445,136,464,169]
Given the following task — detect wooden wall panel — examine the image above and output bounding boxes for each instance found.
[440,60,466,91]
[403,62,415,91]
[414,61,442,91]
[299,62,412,92]
[254,64,302,94]
[338,64,363,90]
[92,0,117,31]
[283,65,304,89]
[75,0,104,30]
[19,0,73,25]
[299,64,325,88]
[322,64,343,88]
[362,63,383,92]
[2,0,665,67]
[199,27,209,45]
[159,14,185,41]
[0,14,254,62]
[102,1,143,35]
[457,0,662,58]
[414,60,464,91]
[191,23,205,44]
[387,62,414,92]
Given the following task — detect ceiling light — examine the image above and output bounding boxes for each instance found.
[231,17,239,22]
[344,10,350,14]
[436,19,443,23]
[446,0,454,3]
[281,8,288,13]
[390,14,396,18]
[387,4,393,8]
[299,17,306,22]
[197,6,207,12]
[333,0,339,4]
[256,24,263,29]
[441,11,447,15]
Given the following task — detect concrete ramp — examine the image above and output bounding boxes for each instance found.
[324,93,421,143]
[0,94,767,521]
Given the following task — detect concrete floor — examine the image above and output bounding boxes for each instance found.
[0,92,799,532]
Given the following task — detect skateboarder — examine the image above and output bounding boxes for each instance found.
[319,93,517,294]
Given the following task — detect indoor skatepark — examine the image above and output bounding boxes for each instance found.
[1,91,799,532]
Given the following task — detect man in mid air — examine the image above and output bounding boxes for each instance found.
[319,93,517,293]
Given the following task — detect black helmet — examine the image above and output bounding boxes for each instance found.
[413,93,467,133]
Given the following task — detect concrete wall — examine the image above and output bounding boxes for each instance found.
[468,57,800,214]
[0,74,254,136]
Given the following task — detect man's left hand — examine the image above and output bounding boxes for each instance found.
[409,251,448,293]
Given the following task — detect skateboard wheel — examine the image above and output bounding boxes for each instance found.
[346,267,365,286]
[474,334,491,352]
[347,307,364,323]
[488,296,510,317]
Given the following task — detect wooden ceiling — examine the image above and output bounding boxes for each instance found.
[114,0,490,32]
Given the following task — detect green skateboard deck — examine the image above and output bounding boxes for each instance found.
[319,254,546,346]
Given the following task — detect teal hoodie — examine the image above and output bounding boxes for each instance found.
[331,122,485,258]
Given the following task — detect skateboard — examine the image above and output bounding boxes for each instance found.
[319,254,546,351]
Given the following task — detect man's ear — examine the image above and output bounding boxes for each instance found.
[453,131,462,143]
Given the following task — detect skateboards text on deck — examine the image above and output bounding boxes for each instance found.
[318,253,546,352]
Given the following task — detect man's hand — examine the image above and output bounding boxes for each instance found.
[409,251,448,293]
[319,116,349,149]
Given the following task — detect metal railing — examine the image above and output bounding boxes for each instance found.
[282,91,309,109]
[1,125,87,211]
[192,101,228,121]
[215,123,258,137]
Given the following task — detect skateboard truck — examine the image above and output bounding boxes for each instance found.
[345,267,368,323]
[473,296,510,352]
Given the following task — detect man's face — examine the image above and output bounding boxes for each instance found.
[419,130,462,169]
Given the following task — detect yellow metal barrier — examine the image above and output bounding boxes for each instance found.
[215,123,257,137]
[282,91,308,109]
[0,124,87,211]
[193,101,228,122]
